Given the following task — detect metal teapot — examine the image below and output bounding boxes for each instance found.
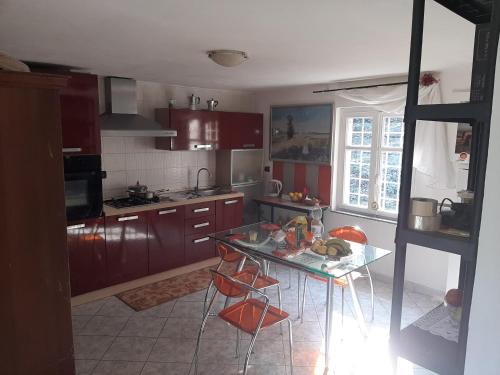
[207,98,219,111]
[189,94,200,110]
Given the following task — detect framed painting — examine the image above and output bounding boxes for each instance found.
[270,103,333,164]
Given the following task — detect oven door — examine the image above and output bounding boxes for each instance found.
[64,156,104,221]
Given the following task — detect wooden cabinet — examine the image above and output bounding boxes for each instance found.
[155,108,220,151]
[184,201,217,263]
[105,212,149,285]
[147,207,185,274]
[67,217,107,296]
[185,234,216,264]
[219,112,263,149]
[216,197,244,231]
[0,71,74,374]
[185,201,216,219]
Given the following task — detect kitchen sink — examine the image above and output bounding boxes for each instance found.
[169,187,232,200]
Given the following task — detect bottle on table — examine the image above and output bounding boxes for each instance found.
[310,203,324,240]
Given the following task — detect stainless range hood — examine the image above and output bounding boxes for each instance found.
[100,77,177,137]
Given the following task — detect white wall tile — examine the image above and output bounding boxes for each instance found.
[126,170,147,186]
[103,171,127,190]
[102,137,125,154]
[145,169,165,187]
[102,154,125,172]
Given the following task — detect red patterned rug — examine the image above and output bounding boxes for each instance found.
[117,263,237,311]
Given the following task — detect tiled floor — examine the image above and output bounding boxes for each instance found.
[72,266,442,375]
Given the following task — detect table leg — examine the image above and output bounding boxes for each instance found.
[270,206,275,222]
[346,273,368,337]
[324,278,334,373]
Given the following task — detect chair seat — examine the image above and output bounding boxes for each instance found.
[308,271,362,287]
[219,298,289,335]
[233,270,280,290]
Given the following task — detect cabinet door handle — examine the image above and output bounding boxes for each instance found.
[158,209,176,215]
[63,147,82,153]
[193,237,210,244]
[243,144,255,148]
[224,200,238,205]
[193,222,210,229]
[118,215,139,222]
[193,207,210,213]
[67,223,85,230]
[194,144,212,150]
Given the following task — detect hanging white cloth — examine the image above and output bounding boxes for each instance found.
[335,82,456,189]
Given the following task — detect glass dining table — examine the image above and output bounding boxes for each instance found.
[209,221,392,373]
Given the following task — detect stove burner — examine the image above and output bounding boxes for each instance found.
[104,196,159,209]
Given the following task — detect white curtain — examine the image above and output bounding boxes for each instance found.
[335,83,456,189]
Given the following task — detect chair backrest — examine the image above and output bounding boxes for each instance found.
[216,242,245,263]
[210,269,252,298]
[329,225,368,245]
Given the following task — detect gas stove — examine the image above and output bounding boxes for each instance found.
[104,196,173,209]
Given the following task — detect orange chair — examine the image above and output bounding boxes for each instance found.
[300,226,375,325]
[192,269,293,375]
[203,242,283,316]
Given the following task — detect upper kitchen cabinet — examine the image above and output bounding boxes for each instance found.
[60,73,100,155]
[155,108,220,151]
[219,111,263,149]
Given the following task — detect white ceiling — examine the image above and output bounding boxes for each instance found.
[0,0,475,90]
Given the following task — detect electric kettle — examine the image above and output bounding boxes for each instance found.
[268,179,283,197]
[189,94,200,110]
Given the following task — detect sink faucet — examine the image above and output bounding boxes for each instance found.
[195,168,211,193]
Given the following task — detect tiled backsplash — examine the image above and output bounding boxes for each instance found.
[102,136,216,199]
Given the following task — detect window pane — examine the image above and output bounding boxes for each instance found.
[382,116,404,148]
[379,150,402,213]
[344,149,370,209]
[348,117,373,147]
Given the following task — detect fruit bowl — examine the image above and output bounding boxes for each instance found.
[288,192,304,202]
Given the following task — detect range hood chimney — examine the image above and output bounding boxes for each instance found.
[100,77,177,137]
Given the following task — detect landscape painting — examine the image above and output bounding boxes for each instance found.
[270,104,333,164]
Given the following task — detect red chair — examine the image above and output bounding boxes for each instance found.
[192,269,294,375]
[203,242,283,316]
[300,226,375,325]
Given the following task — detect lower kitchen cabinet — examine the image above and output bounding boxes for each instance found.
[105,212,149,285]
[216,197,244,231]
[147,207,185,274]
[67,217,107,296]
[185,233,216,264]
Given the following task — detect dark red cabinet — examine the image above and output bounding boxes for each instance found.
[185,201,216,219]
[216,197,244,231]
[219,112,263,149]
[156,108,220,151]
[185,234,216,264]
[105,212,149,285]
[67,217,107,296]
[147,207,185,274]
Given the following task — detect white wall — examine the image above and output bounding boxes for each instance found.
[464,48,500,375]
[99,79,256,198]
[255,69,470,294]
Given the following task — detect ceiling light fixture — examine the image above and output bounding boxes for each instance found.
[207,50,248,67]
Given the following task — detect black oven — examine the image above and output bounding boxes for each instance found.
[64,155,106,221]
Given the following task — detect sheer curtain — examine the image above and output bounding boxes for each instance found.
[336,82,456,189]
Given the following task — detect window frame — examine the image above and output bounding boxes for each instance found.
[335,108,404,220]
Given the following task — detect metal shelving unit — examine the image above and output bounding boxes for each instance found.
[390,1,500,374]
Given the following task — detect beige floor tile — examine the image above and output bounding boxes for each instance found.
[80,316,128,336]
[73,335,115,360]
[92,360,144,375]
[74,359,98,375]
[160,318,201,339]
[72,298,111,316]
[140,362,191,375]
[103,337,156,361]
[196,338,240,365]
[148,338,196,363]
[119,316,167,338]
[97,297,135,317]
[134,301,176,318]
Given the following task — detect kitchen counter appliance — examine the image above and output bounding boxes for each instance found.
[64,154,106,221]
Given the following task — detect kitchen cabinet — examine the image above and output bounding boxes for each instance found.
[67,217,107,296]
[219,112,263,149]
[185,234,216,264]
[155,108,220,151]
[105,212,149,285]
[147,207,185,274]
[60,73,100,155]
[185,201,216,219]
[216,197,244,231]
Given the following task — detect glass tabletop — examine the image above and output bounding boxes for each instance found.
[209,221,392,279]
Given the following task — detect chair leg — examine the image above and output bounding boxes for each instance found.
[243,332,259,375]
[277,284,283,335]
[287,268,292,289]
[235,328,240,358]
[287,319,294,375]
[300,274,308,324]
[365,265,375,322]
[192,292,217,375]
[296,271,301,315]
[202,280,214,317]
[341,287,345,331]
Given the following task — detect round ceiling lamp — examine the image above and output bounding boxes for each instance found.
[207,50,248,67]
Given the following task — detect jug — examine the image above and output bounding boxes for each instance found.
[268,179,283,197]
[207,98,219,111]
[189,94,200,110]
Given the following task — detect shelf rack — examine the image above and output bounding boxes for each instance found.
[390,1,500,374]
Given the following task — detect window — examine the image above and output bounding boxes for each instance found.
[336,109,404,219]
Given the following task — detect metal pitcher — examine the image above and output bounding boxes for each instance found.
[189,94,200,110]
[207,98,219,111]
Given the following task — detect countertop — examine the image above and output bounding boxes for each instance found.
[254,196,329,211]
[103,191,244,216]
